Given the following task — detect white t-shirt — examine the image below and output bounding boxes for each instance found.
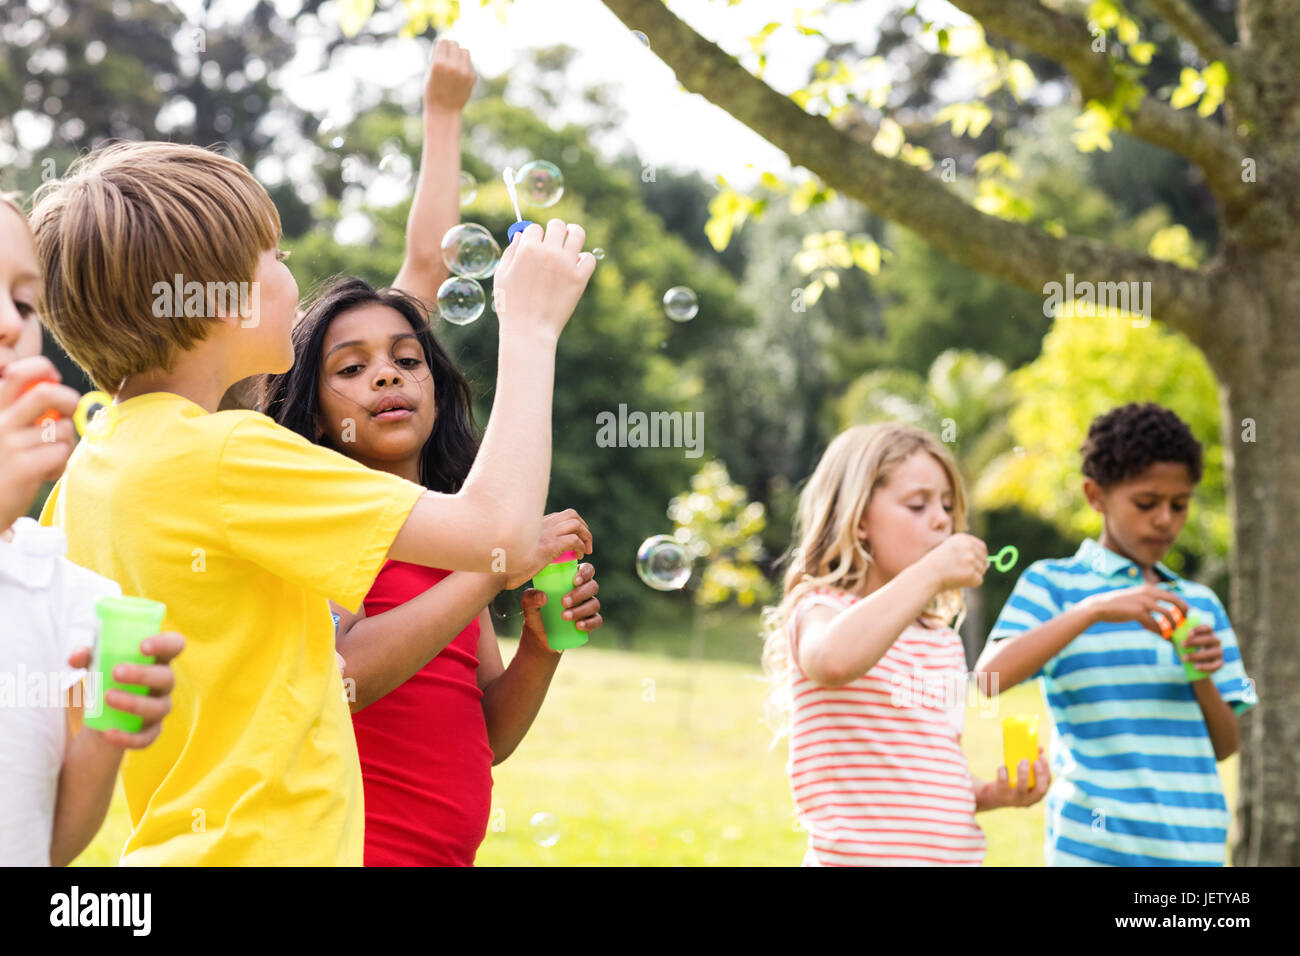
[0,517,121,866]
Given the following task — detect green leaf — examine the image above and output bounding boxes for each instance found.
[872,117,905,157]
[340,0,375,37]
[1072,101,1115,152]
[1129,42,1155,65]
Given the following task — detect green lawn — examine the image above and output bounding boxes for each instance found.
[73,627,1239,866]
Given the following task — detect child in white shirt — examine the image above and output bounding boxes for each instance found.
[1,195,182,866]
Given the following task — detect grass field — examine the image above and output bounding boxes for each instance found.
[72,615,1239,866]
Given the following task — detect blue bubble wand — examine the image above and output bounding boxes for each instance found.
[503,166,535,243]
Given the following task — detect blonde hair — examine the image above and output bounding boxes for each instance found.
[759,423,969,738]
[28,142,281,393]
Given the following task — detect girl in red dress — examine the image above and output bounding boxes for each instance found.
[261,276,603,865]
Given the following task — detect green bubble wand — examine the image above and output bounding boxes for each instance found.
[987,545,1019,572]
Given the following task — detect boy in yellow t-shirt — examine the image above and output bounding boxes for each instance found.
[31,141,595,865]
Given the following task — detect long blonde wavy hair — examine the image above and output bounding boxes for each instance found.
[760,423,969,739]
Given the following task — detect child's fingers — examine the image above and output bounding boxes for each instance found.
[559,574,598,606]
[577,612,603,631]
[0,356,61,408]
[1154,587,1191,615]
[562,596,601,623]
[561,577,599,610]
[67,646,92,669]
[104,687,171,723]
[520,588,547,611]
[571,562,596,588]
[555,533,587,560]
[140,631,185,664]
[563,223,586,253]
[111,661,175,697]
[99,724,163,750]
[543,218,568,247]
[1136,611,1167,637]
[573,251,597,283]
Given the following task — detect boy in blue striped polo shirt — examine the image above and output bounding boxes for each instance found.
[976,403,1254,866]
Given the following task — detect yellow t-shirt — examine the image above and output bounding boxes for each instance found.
[40,392,427,865]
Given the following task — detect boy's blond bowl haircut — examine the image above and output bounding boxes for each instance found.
[28,142,282,394]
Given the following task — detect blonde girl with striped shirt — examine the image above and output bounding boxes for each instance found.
[762,423,1049,866]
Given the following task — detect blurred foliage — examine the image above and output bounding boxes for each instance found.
[667,461,771,610]
[10,0,1242,644]
[976,305,1227,581]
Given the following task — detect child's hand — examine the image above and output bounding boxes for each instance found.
[1180,623,1223,676]
[519,562,603,652]
[920,533,988,592]
[1079,583,1190,637]
[984,746,1050,809]
[492,219,597,341]
[504,508,594,590]
[0,356,80,529]
[67,631,185,749]
[423,38,476,114]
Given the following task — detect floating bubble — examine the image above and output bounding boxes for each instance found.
[515,160,564,208]
[530,811,560,847]
[436,276,486,326]
[593,247,606,260]
[459,170,477,206]
[631,30,650,47]
[440,223,501,279]
[636,534,692,591]
[318,116,344,149]
[662,286,699,322]
[377,151,412,188]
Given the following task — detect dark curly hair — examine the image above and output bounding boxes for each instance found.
[259,276,479,494]
[1080,403,1203,487]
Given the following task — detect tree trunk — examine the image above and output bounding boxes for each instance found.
[1217,250,1300,866]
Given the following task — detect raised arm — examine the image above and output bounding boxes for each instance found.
[799,535,985,688]
[393,38,475,308]
[386,220,596,574]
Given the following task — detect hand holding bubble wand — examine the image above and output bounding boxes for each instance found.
[503,166,536,244]
[925,544,1021,630]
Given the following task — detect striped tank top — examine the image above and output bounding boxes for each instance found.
[787,587,986,865]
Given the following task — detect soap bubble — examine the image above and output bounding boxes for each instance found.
[436,276,486,326]
[459,170,477,206]
[515,160,564,208]
[318,116,344,149]
[530,811,560,847]
[441,223,501,279]
[662,286,699,322]
[593,247,606,260]
[631,30,649,47]
[636,534,692,591]
[377,151,412,188]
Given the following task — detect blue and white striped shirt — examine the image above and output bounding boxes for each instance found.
[986,538,1254,866]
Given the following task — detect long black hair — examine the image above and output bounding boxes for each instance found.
[260,276,479,494]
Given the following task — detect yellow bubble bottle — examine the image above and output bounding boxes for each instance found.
[1001,715,1039,788]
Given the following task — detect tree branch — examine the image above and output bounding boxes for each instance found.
[948,0,1252,211]
[599,0,1218,352]
[1145,0,1235,69]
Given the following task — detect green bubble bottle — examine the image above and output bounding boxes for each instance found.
[532,551,587,651]
[85,595,166,733]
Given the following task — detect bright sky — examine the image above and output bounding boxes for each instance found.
[167,0,968,190]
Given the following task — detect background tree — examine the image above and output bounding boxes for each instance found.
[599,0,1296,865]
